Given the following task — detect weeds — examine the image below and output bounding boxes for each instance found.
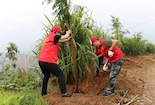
[115,89,128,97]
[0,90,48,105]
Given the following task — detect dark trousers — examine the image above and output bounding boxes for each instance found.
[96,57,105,76]
[39,61,67,95]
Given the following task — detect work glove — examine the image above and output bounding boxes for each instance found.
[108,50,114,57]
[102,65,108,71]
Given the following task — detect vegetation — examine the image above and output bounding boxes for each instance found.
[0,54,48,105]
[33,3,155,85]
[110,16,129,39]
[0,90,47,105]
[51,0,80,91]
[0,43,47,104]
[0,66,40,91]
[6,42,19,61]
[109,16,155,56]
[0,1,155,104]
[33,3,97,85]
[5,42,19,68]
[115,89,127,97]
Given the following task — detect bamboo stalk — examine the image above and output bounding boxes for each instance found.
[125,94,138,105]
[117,90,128,105]
[68,18,79,93]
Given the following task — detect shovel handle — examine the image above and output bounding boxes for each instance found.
[95,71,104,89]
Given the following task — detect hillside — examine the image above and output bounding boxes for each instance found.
[43,53,155,105]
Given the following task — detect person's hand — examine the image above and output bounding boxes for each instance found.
[108,50,114,57]
[102,65,108,71]
[67,36,71,40]
[92,57,96,61]
[66,29,72,36]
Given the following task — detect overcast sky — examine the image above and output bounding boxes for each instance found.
[0,0,155,54]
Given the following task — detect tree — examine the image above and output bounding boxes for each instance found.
[43,0,79,92]
[33,3,97,83]
[110,16,129,39]
[6,42,19,68]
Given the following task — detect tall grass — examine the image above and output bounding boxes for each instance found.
[33,6,99,83]
[145,42,155,53]
[119,33,155,56]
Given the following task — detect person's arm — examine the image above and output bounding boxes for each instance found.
[109,40,118,50]
[97,54,103,58]
[103,39,118,50]
[59,29,71,41]
[53,29,71,44]
[94,48,97,54]
[54,35,71,44]
[59,36,71,42]
[54,35,61,44]
[92,53,103,61]
[102,58,109,71]
[104,58,109,66]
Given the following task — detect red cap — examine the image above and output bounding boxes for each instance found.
[91,36,99,44]
[51,26,61,33]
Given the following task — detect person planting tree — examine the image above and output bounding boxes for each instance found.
[92,37,105,79]
[90,36,124,97]
[38,26,72,97]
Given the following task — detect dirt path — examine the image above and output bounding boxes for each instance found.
[126,54,155,104]
[43,54,155,105]
[142,64,155,104]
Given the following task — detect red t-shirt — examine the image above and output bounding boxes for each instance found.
[38,32,60,64]
[99,40,124,63]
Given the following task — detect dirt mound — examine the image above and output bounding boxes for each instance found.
[43,53,155,105]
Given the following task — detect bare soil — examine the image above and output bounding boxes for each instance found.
[43,53,155,105]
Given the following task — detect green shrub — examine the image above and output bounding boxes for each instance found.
[115,89,127,97]
[0,91,47,105]
[145,42,155,53]
[0,66,42,91]
[119,34,155,56]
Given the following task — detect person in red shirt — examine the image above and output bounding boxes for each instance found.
[94,46,105,79]
[90,36,124,97]
[92,37,105,79]
[38,26,72,97]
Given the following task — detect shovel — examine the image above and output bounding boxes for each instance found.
[81,72,91,93]
[94,70,105,95]
[94,61,109,95]
[81,63,94,93]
